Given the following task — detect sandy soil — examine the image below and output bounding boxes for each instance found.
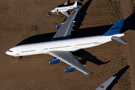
[0,0,134,90]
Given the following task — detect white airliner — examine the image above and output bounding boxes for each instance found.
[95,76,116,90]
[6,5,127,75]
[47,0,82,17]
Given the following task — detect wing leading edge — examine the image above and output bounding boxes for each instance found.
[49,51,92,75]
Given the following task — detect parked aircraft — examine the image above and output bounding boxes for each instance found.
[6,5,127,75]
[95,76,116,90]
[46,0,82,17]
[95,66,129,90]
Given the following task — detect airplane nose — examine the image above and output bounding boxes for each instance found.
[5,51,8,55]
[5,51,10,55]
[5,51,13,56]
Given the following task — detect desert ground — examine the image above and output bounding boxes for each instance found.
[0,0,135,90]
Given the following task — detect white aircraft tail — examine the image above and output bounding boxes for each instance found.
[73,2,78,8]
[95,76,116,90]
[73,0,82,7]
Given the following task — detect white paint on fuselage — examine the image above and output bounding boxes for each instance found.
[51,2,77,13]
[6,35,113,57]
[51,6,75,12]
[6,34,124,57]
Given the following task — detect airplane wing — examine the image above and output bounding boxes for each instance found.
[51,6,80,40]
[95,76,116,90]
[63,1,68,7]
[49,51,92,75]
[49,6,92,75]
[61,11,69,17]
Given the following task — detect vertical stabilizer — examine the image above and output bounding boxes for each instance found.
[73,1,77,7]
[95,76,116,90]
[102,19,125,36]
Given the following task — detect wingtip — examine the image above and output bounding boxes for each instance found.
[86,72,94,75]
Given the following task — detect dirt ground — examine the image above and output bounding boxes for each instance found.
[0,0,135,90]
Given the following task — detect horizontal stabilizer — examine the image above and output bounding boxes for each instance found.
[112,36,128,44]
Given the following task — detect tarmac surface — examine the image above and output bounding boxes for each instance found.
[0,0,135,90]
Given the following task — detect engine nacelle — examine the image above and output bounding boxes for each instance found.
[65,67,76,73]
[49,59,60,64]
[56,23,63,29]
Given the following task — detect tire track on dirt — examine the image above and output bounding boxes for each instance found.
[10,2,26,23]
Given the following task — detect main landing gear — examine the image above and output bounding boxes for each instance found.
[19,56,22,59]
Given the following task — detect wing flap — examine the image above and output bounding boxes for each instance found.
[49,51,92,75]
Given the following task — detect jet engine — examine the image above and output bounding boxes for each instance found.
[49,59,60,64]
[65,67,76,73]
[56,23,63,29]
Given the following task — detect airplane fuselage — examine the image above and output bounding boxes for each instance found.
[6,36,116,57]
[6,34,124,57]
[51,6,75,12]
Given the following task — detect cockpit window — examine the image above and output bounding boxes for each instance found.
[8,50,13,52]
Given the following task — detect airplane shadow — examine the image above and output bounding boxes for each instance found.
[106,66,130,90]
[17,33,55,45]
[121,12,135,33]
[73,0,92,31]
[72,49,110,65]
[71,25,112,38]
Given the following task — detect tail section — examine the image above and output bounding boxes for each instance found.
[95,76,116,90]
[102,19,125,36]
[73,2,77,8]
[73,0,82,8]
[102,19,127,44]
